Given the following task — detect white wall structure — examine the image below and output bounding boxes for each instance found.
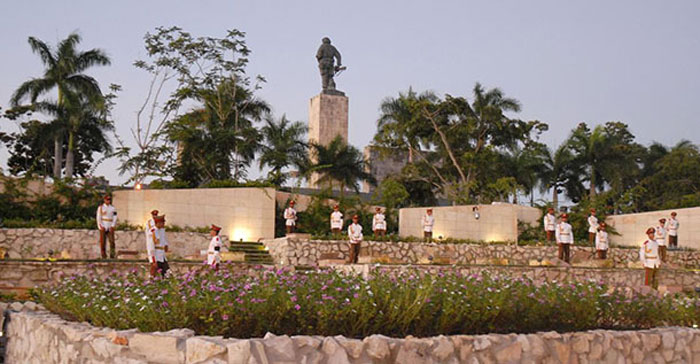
[605,206,700,249]
[113,188,276,242]
[399,203,541,242]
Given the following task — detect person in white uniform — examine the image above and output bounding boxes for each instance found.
[543,207,556,243]
[640,227,661,289]
[587,208,598,245]
[422,208,435,242]
[372,207,386,237]
[667,212,679,248]
[347,215,363,263]
[595,222,609,259]
[145,209,159,233]
[330,205,343,236]
[207,224,223,270]
[96,195,118,259]
[146,215,169,277]
[655,218,668,262]
[284,201,297,234]
[556,213,573,263]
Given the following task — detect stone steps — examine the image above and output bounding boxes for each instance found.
[229,242,273,264]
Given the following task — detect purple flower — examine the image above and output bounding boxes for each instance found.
[161,289,168,295]
[162,301,169,308]
[222,314,229,321]
[290,295,298,302]
[294,304,301,311]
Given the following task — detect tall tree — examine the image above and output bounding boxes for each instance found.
[537,143,585,208]
[10,33,110,179]
[259,114,308,186]
[302,136,376,195]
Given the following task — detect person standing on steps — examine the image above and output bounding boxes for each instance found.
[422,208,435,243]
[667,212,680,249]
[347,215,363,264]
[146,215,169,277]
[284,201,297,234]
[208,225,223,270]
[640,227,661,289]
[655,218,668,262]
[96,194,118,259]
[372,207,386,237]
[543,208,556,244]
[595,222,609,259]
[587,208,598,245]
[556,213,573,263]
[330,205,343,237]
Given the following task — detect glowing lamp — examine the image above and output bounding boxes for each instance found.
[134,182,142,190]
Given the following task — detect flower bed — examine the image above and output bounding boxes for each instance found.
[34,267,700,339]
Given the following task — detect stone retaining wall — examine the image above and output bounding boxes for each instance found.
[0,228,227,260]
[263,236,700,268]
[2,306,700,363]
[2,260,699,293]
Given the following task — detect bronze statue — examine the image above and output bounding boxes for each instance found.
[316,37,346,95]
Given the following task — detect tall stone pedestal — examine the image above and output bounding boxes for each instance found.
[308,93,348,188]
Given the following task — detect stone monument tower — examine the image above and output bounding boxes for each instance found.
[308,37,348,188]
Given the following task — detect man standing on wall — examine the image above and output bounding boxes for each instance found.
[667,212,679,249]
[330,205,343,237]
[595,222,609,259]
[347,215,363,264]
[422,208,435,242]
[543,207,556,244]
[640,227,661,289]
[373,207,386,237]
[556,213,573,263]
[655,218,668,262]
[284,201,297,234]
[96,195,117,259]
[587,208,598,245]
[146,215,169,277]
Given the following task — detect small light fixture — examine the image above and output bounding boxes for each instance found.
[134,182,142,190]
[473,206,480,220]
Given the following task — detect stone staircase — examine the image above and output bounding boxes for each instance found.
[228,242,273,264]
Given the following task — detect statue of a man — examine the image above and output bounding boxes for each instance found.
[316,37,344,94]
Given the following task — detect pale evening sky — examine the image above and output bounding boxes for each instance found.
[1,0,698,186]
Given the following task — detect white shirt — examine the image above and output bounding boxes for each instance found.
[422,215,435,232]
[655,225,667,246]
[543,213,556,231]
[587,215,598,233]
[556,222,573,244]
[373,213,386,230]
[330,211,343,229]
[667,218,679,237]
[146,227,168,263]
[96,203,117,230]
[207,235,222,265]
[595,230,609,251]
[284,207,297,226]
[639,239,660,269]
[348,223,363,243]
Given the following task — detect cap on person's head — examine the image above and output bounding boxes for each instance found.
[211,224,222,233]
[289,201,295,205]
[375,207,381,212]
[659,218,666,223]
[334,204,339,209]
[427,208,433,212]
[154,215,165,223]
[671,212,677,216]
[352,214,359,220]
[646,227,655,235]
[104,195,111,200]
[548,207,554,212]
[561,213,568,219]
[590,208,596,213]
[599,222,606,227]
[151,209,159,216]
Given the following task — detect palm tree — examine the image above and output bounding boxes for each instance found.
[302,136,376,195]
[537,143,585,209]
[258,115,308,186]
[10,33,110,179]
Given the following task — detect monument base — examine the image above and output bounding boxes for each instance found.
[308,92,349,189]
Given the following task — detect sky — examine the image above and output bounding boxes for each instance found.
[1,0,699,186]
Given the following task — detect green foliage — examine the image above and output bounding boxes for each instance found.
[258,115,308,186]
[300,136,376,193]
[34,268,700,338]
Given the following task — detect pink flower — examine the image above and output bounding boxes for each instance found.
[290,295,298,302]
[294,304,301,311]
[222,314,229,321]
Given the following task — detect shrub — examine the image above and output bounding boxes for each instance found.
[33,267,700,338]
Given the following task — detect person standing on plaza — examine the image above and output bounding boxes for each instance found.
[655,218,668,262]
[207,225,223,270]
[422,208,435,242]
[543,207,556,243]
[347,215,363,264]
[667,212,680,248]
[595,222,609,259]
[146,215,169,277]
[373,207,386,237]
[284,201,297,234]
[96,194,117,259]
[640,227,661,289]
[556,213,574,263]
[330,205,343,236]
[587,208,598,245]
[145,209,159,233]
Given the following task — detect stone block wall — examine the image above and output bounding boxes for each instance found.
[3,307,700,363]
[399,204,541,243]
[606,206,700,250]
[0,228,226,260]
[113,187,276,242]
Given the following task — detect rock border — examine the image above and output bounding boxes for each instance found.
[2,302,700,363]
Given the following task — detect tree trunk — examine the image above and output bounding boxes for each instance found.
[53,137,63,179]
[552,187,559,212]
[65,130,75,178]
[589,167,596,201]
